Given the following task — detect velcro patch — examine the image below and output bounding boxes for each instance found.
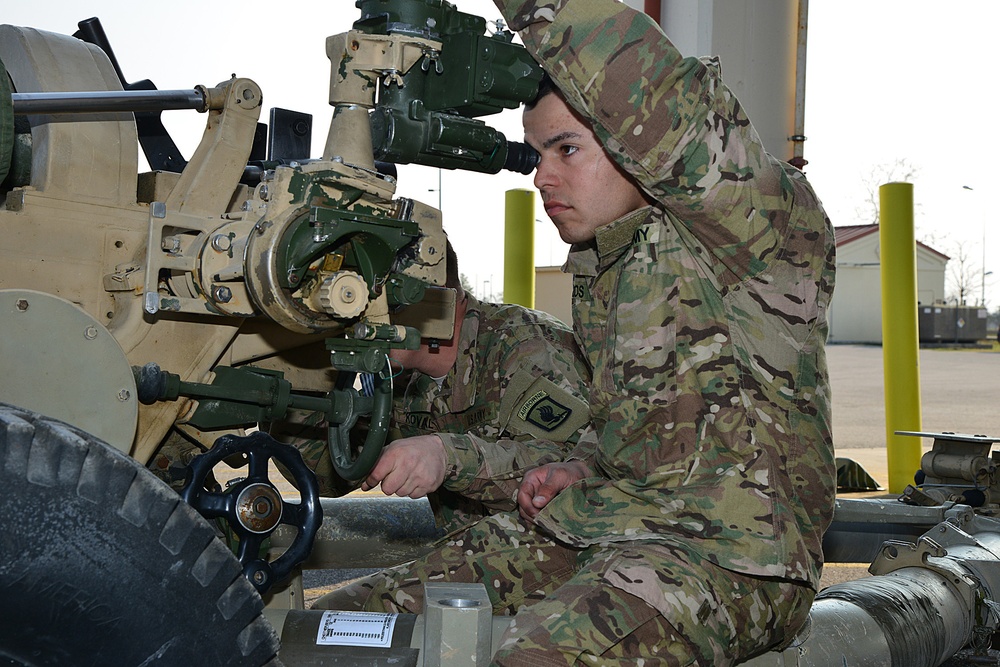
[517,391,572,433]
[499,373,589,442]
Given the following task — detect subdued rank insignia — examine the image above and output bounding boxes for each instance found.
[518,391,571,433]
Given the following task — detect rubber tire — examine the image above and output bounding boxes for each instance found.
[0,403,283,667]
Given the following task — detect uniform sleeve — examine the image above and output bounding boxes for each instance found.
[438,431,566,512]
[437,325,591,512]
[493,0,797,285]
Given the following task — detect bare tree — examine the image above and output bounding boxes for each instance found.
[943,240,985,306]
[856,159,920,226]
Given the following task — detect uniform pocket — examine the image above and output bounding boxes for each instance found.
[608,251,678,406]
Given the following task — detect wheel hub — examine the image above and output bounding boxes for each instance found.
[235,483,283,534]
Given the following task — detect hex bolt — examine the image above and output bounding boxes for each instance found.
[84,325,99,340]
[118,389,131,402]
[213,285,233,303]
[15,299,28,312]
[211,234,232,252]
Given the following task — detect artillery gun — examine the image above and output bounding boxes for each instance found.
[2,2,1000,666]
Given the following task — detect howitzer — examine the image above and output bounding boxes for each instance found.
[0,0,541,662]
[3,1,1000,666]
[0,0,543,462]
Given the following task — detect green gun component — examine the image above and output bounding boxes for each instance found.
[323,335,417,481]
[356,0,543,173]
[133,363,329,430]
[132,360,395,483]
[280,204,421,294]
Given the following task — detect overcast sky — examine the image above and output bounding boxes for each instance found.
[5,1,999,308]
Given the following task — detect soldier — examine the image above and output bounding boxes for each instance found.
[283,240,592,535]
[321,1,837,666]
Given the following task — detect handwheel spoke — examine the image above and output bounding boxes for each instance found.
[280,501,303,526]
[236,532,265,563]
[196,491,232,519]
[246,449,271,480]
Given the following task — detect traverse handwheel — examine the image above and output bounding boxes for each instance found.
[181,431,322,595]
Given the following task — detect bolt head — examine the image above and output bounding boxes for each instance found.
[213,286,234,303]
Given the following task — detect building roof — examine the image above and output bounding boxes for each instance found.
[835,224,950,260]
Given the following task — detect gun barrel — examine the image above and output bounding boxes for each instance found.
[11,89,206,115]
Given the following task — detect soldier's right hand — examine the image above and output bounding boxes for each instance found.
[361,435,447,499]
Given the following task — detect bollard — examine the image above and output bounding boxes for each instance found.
[879,181,922,493]
[504,189,535,307]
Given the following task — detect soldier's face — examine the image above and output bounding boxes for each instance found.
[524,93,648,244]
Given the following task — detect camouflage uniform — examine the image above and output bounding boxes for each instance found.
[330,1,837,665]
[283,294,591,533]
[391,294,591,531]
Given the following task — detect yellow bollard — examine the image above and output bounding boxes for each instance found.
[503,189,535,308]
[879,182,922,493]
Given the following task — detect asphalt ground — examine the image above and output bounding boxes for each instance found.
[828,342,1000,453]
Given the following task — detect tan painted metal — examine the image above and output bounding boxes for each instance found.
[0,22,448,465]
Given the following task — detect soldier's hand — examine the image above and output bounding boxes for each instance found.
[361,435,447,499]
[517,460,591,522]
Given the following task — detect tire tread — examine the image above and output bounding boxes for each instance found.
[0,402,282,666]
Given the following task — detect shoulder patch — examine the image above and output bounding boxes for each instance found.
[518,391,572,432]
[499,373,589,443]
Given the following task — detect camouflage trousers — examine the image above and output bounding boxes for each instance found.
[316,511,814,666]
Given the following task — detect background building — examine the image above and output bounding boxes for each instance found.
[828,224,948,344]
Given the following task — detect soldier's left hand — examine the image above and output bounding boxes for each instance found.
[517,460,591,521]
[361,435,447,498]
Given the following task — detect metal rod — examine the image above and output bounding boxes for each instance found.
[789,0,809,169]
[11,89,206,115]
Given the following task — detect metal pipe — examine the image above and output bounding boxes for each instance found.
[11,89,206,115]
[805,568,973,667]
[741,515,1000,667]
[788,0,809,169]
[272,496,441,570]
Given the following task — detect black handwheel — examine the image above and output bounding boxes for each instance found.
[328,367,394,482]
[181,431,322,595]
[0,402,280,667]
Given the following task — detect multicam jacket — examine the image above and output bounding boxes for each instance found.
[495,0,837,588]
[401,295,591,514]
